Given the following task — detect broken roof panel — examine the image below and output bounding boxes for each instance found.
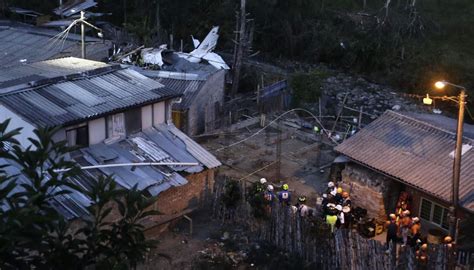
[335,110,474,212]
[79,138,190,197]
[54,0,98,17]
[163,124,222,169]
[154,78,205,110]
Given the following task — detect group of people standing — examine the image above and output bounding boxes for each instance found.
[258,178,353,233]
[386,191,422,249]
[320,181,352,233]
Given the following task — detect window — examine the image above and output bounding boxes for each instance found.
[107,113,125,138]
[124,108,141,135]
[66,124,89,147]
[419,198,449,229]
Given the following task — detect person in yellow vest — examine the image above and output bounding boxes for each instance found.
[326,203,338,233]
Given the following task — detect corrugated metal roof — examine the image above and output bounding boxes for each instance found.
[154,78,205,110]
[0,67,177,127]
[163,124,222,169]
[0,158,91,220]
[335,110,474,212]
[0,23,110,68]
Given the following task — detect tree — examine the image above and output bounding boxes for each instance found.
[0,119,159,269]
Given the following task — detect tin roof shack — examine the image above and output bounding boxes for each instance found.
[145,69,226,136]
[334,111,474,238]
[0,57,221,231]
[0,21,111,67]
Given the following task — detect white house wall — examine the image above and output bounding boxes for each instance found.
[88,117,106,145]
[153,102,166,126]
[0,105,37,148]
[141,105,153,129]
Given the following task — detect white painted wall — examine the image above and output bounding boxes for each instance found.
[141,105,153,129]
[88,117,106,145]
[0,105,37,148]
[153,102,166,126]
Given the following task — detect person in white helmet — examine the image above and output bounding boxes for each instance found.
[263,184,275,216]
[327,181,337,195]
[256,178,267,193]
[264,185,275,205]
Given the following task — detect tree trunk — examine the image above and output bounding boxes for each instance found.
[231,0,246,97]
[155,0,160,34]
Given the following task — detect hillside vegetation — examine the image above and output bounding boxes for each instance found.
[4,0,474,97]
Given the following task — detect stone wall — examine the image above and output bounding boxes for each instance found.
[340,164,395,223]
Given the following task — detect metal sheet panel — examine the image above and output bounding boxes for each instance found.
[162,124,222,169]
[57,81,105,107]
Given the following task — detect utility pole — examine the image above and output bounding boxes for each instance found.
[451,88,466,241]
[231,0,246,97]
[81,11,85,59]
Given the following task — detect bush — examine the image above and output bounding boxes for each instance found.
[290,70,328,108]
[221,180,242,208]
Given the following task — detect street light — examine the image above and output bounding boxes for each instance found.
[432,80,468,241]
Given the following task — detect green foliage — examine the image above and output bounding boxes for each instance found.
[290,70,328,108]
[0,119,158,269]
[246,182,267,219]
[221,180,241,209]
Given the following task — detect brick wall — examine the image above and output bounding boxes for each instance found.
[151,169,215,215]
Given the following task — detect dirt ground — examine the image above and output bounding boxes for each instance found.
[139,209,223,270]
[200,124,337,206]
[138,122,354,269]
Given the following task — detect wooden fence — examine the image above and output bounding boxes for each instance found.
[211,178,473,269]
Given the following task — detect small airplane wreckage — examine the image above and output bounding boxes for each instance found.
[120,26,229,71]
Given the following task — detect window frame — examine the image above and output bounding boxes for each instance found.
[419,197,449,229]
[65,123,89,147]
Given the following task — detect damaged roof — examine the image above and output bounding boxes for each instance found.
[2,123,220,220]
[154,78,206,110]
[335,110,474,212]
[0,21,109,67]
[0,65,178,127]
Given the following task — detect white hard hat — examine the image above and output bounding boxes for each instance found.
[412,217,420,222]
[328,181,335,188]
[322,193,328,198]
[260,178,267,184]
[336,205,343,211]
[267,185,274,191]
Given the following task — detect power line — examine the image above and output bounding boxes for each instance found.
[215,108,338,152]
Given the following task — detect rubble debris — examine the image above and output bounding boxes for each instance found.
[141,45,168,67]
